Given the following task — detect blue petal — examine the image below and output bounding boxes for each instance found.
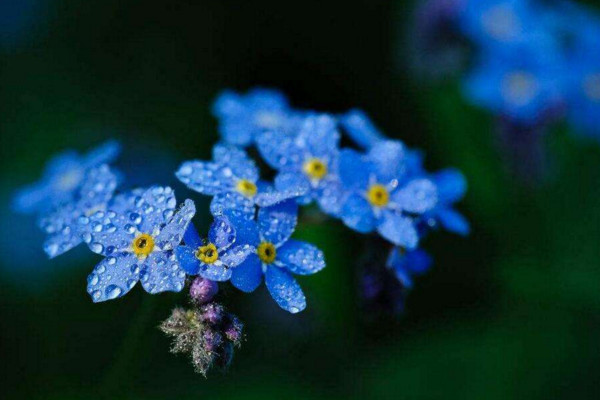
[77,165,119,211]
[82,140,121,169]
[87,253,140,303]
[433,169,467,203]
[340,193,376,233]
[277,239,325,275]
[255,129,300,169]
[108,188,144,214]
[222,210,260,247]
[387,247,433,288]
[175,245,200,275]
[377,211,419,248]
[175,161,235,195]
[81,210,136,255]
[314,176,346,217]
[135,186,177,234]
[183,223,202,248]
[255,182,304,208]
[338,149,372,189]
[213,146,259,182]
[339,109,385,149]
[230,254,263,293]
[265,265,306,313]
[273,172,311,199]
[258,199,298,246]
[437,208,470,235]
[296,114,340,157]
[209,216,237,250]
[155,199,196,251]
[12,183,51,214]
[43,226,83,259]
[198,261,233,282]
[367,140,406,183]
[140,252,186,294]
[392,179,438,214]
[220,244,256,268]
[210,191,255,220]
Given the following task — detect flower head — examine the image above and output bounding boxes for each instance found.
[84,186,195,302]
[40,165,119,258]
[339,140,438,248]
[256,114,345,217]
[212,88,298,147]
[13,140,120,214]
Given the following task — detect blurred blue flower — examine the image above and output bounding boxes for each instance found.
[12,140,121,214]
[338,109,385,149]
[462,41,565,124]
[212,88,299,146]
[425,169,470,235]
[175,219,255,282]
[40,165,118,258]
[387,247,433,289]
[227,200,326,313]
[84,186,195,302]
[338,140,438,248]
[256,114,345,217]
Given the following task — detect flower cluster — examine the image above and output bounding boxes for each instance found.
[13,87,468,374]
[418,0,600,138]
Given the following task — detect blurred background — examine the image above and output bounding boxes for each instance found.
[2,0,600,398]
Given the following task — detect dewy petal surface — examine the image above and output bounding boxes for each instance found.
[210,191,255,219]
[277,239,325,275]
[265,265,306,313]
[87,253,140,302]
[377,211,419,248]
[175,245,201,275]
[341,193,376,233]
[135,186,177,233]
[258,199,298,246]
[175,161,235,195]
[155,199,195,251]
[140,251,186,294]
[81,210,136,255]
[393,179,438,214]
[208,217,237,250]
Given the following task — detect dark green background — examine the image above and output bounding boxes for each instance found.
[2,1,600,398]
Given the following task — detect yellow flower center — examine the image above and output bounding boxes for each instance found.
[367,184,390,207]
[257,242,276,264]
[236,179,257,198]
[302,158,328,180]
[195,243,219,264]
[132,233,155,258]
[583,73,600,102]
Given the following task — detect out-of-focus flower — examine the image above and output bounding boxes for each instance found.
[256,114,345,217]
[338,109,385,150]
[84,186,195,302]
[339,140,438,248]
[225,200,326,313]
[160,303,243,376]
[425,168,470,235]
[12,140,121,214]
[387,247,433,288]
[212,88,298,147]
[40,165,118,258]
[175,218,255,282]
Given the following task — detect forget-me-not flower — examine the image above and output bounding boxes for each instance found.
[256,114,345,217]
[84,186,195,302]
[425,168,470,235]
[387,247,433,288]
[225,199,325,313]
[13,140,120,214]
[175,219,256,282]
[338,140,438,248]
[212,88,298,147]
[40,165,118,258]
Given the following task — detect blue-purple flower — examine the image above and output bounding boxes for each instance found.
[256,114,345,217]
[226,200,325,313]
[84,186,195,302]
[338,140,438,248]
[13,140,120,214]
[40,165,118,258]
[387,247,433,288]
[212,88,298,147]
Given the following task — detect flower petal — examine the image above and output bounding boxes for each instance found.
[87,253,140,303]
[377,211,419,248]
[258,199,298,246]
[277,239,325,275]
[175,245,200,275]
[155,199,196,250]
[43,226,83,259]
[367,140,406,183]
[183,223,202,248]
[338,149,372,189]
[433,169,467,203]
[208,216,237,250]
[314,176,346,217]
[134,186,177,234]
[210,191,255,220]
[81,210,135,255]
[140,252,186,294]
[255,129,299,169]
[82,140,121,168]
[212,145,259,182]
[340,193,376,233]
[392,179,438,214]
[198,262,233,282]
[339,109,385,149]
[175,161,234,195]
[437,208,470,235]
[230,254,263,293]
[77,165,118,211]
[220,244,256,268]
[265,265,306,313]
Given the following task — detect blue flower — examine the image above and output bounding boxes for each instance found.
[425,169,470,235]
[175,219,256,282]
[40,165,119,258]
[212,88,299,147]
[338,140,438,248]
[462,40,566,124]
[387,247,433,288]
[256,114,345,217]
[13,140,121,214]
[338,109,385,149]
[84,186,195,302]
[227,200,325,313]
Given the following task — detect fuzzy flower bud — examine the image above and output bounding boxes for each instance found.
[189,277,219,305]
